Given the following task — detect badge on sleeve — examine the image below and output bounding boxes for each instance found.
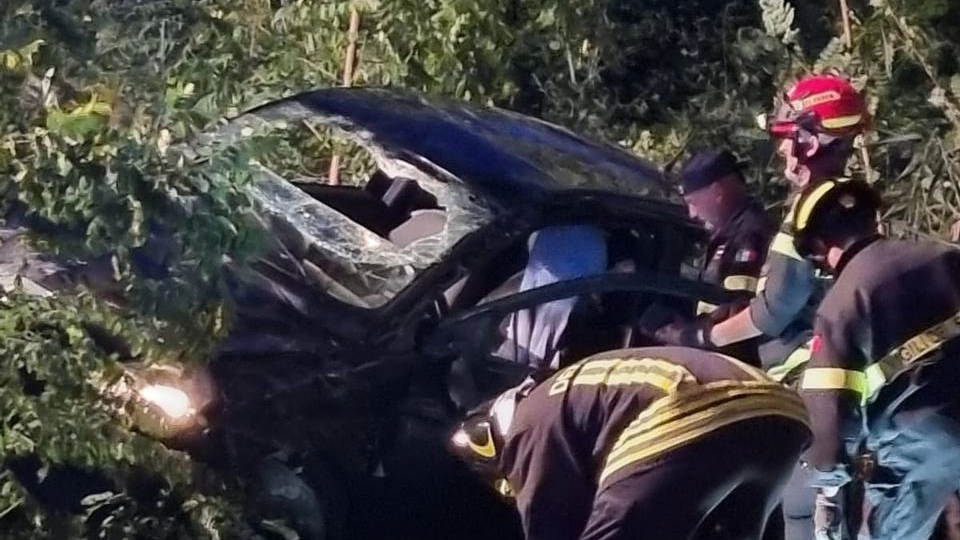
[734,248,759,263]
[810,335,823,354]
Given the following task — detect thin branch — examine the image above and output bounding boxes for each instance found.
[328,6,361,186]
[838,0,853,48]
[885,5,960,134]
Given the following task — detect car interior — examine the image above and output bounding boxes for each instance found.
[290,170,447,249]
[433,219,702,411]
[290,171,700,346]
[288,170,704,372]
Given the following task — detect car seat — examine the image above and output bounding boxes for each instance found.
[388,209,447,248]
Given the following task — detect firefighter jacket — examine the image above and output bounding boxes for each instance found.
[696,199,774,365]
[751,183,834,373]
[798,237,960,484]
[498,346,810,540]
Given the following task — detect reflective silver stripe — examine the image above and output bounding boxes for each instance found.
[696,301,718,316]
[770,232,802,261]
[767,344,812,383]
[862,309,960,402]
[723,275,759,292]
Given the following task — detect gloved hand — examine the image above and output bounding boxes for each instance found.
[652,319,715,350]
[814,487,846,540]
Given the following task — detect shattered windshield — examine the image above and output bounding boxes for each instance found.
[189,87,670,310]
[191,99,494,309]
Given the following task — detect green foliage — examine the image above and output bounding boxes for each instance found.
[0,291,257,539]
[2,0,960,537]
[760,0,801,47]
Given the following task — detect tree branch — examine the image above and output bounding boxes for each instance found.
[328,6,361,187]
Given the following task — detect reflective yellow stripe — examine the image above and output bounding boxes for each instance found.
[696,301,718,315]
[551,357,696,396]
[611,382,802,445]
[605,387,807,454]
[575,358,694,382]
[800,367,866,395]
[860,309,960,402]
[573,370,676,391]
[602,397,810,481]
[796,182,838,231]
[821,114,864,129]
[605,393,809,463]
[599,391,808,484]
[770,232,803,261]
[767,345,812,382]
[495,479,514,498]
[864,364,886,404]
[723,275,758,292]
[757,276,769,293]
[467,423,497,458]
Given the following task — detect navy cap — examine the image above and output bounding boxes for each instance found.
[679,150,745,194]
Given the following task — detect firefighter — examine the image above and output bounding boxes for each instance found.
[448,346,811,540]
[684,74,870,380]
[790,178,960,540]
[651,149,774,367]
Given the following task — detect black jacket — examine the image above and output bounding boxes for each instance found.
[799,237,960,480]
[697,199,775,365]
[499,346,809,540]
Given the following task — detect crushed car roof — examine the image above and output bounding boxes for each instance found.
[189,87,688,310]
[217,86,675,206]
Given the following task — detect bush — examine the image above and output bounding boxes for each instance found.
[1,0,958,537]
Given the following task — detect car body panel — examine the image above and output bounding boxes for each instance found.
[225,87,674,205]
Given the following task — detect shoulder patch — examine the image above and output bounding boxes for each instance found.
[734,248,759,263]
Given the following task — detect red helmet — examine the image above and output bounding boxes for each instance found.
[766,75,869,140]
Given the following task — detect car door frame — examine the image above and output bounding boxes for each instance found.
[366,190,701,337]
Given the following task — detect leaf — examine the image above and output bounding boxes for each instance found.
[46,109,107,141]
[81,491,118,508]
[759,0,799,45]
[216,216,238,236]
[1,52,18,70]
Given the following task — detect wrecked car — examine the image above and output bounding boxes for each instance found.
[1,87,739,540]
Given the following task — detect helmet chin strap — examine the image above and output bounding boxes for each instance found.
[791,127,817,165]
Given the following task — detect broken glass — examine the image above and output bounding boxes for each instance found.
[190,98,493,309]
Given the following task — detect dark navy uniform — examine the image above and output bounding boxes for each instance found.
[696,199,774,366]
[498,347,811,540]
[798,237,960,540]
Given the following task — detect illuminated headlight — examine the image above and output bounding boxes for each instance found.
[451,429,470,448]
[138,384,194,419]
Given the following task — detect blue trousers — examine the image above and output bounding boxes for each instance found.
[781,463,818,540]
[861,403,960,540]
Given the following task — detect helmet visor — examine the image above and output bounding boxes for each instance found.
[761,91,817,139]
